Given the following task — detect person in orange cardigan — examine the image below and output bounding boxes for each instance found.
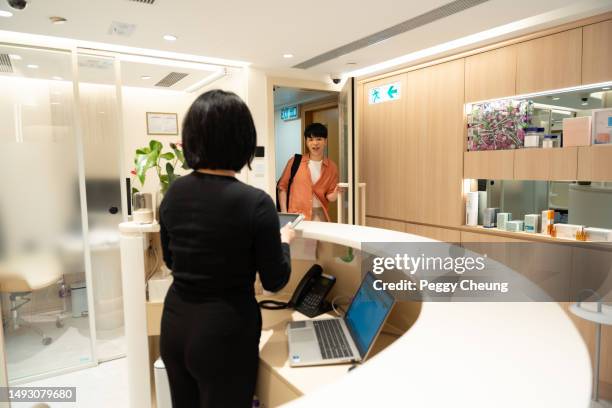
[278,123,340,222]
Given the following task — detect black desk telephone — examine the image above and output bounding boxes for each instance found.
[258,264,336,317]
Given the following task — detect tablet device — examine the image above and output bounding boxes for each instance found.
[279,213,304,228]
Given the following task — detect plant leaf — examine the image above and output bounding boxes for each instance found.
[136,147,150,155]
[160,152,175,160]
[149,140,163,152]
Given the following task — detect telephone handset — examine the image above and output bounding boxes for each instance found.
[258,264,336,318]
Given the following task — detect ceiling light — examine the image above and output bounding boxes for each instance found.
[27,64,39,69]
[603,87,611,91]
[0,10,13,18]
[552,97,560,100]
[52,76,63,80]
[9,54,22,60]
[163,34,177,41]
[49,16,67,25]
[581,102,589,106]
[346,62,357,65]
[283,54,293,59]
[141,75,152,80]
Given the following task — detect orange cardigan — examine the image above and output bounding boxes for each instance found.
[278,155,339,221]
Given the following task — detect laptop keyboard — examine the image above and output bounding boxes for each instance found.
[313,319,354,360]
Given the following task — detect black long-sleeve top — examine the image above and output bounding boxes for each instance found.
[159,172,291,300]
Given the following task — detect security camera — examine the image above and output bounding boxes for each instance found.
[330,75,342,85]
[7,0,27,9]
[581,97,589,102]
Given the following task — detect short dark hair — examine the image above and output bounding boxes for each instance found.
[304,122,328,139]
[182,90,257,171]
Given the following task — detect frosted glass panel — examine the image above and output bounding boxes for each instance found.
[0,46,94,380]
[78,54,125,360]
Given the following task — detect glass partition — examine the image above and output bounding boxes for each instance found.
[77,53,125,361]
[0,45,94,380]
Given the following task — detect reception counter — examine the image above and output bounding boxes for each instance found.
[119,221,592,408]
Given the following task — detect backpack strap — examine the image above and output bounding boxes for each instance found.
[276,154,302,211]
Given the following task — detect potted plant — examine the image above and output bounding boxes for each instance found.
[132,140,189,196]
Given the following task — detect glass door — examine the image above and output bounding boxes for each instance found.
[0,44,95,381]
[76,52,126,361]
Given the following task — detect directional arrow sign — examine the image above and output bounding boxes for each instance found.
[369,82,401,104]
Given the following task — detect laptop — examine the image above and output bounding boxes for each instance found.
[287,272,395,367]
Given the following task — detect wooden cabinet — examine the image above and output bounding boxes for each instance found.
[464,150,514,179]
[465,46,517,102]
[361,74,408,220]
[577,145,612,180]
[514,147,578,180]
[582,19,612,84]
[516,28,582,94]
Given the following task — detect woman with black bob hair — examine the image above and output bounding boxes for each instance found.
[159,90,294,408]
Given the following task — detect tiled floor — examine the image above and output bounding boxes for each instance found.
[11,358,129,408]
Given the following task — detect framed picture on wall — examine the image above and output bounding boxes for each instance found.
[146,112,178,135]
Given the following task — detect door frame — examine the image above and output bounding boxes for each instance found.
[265,77,339,197]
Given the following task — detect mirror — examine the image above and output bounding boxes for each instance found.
[467,82,612,150]
[480,179,612,231]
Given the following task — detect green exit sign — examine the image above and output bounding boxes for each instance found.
[281,105,299,121]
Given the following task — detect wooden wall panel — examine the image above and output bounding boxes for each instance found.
[408,60,465,226]
[577,145,612,181]
[365,216,405,232]
[361,74,408,220]
[465,45,517,102]
[516,28,582,94]
[514,148,578,180]
[405,223,461,242]
[582,19,612,84]
[464,150,514,179]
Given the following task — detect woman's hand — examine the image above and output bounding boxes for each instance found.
[280,225,296,244]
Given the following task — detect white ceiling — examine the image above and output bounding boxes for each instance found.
[0,0,610,79]
[0,43,220,90]
[273,87,335,109]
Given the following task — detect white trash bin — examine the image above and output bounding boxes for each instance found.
[154,358,172,408]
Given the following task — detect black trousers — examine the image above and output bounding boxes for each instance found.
[160,287,262,408]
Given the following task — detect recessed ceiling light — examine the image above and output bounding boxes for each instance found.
[9,54,22,60]
[346,62,357,65]
[163,34,177,41]
[141,75,152,80]
[49,16,67,24]
[603,87,611,91]
[52,76,63,80]
[551,97,560,100]
[0,10,13,18]
[581,102,589,106]
[283,54,293,59]
[27,64,39,69]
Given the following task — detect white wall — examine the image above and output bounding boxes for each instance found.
[274,110,301,180]
[121,66,248,197]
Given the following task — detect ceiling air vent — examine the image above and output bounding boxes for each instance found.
[0,54,13,73]
[127,0,156,3]
[155,72,189,87]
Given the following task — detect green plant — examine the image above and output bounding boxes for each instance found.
[133,140,189,194]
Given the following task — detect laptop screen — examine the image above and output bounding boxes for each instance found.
[345,272,395,357]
